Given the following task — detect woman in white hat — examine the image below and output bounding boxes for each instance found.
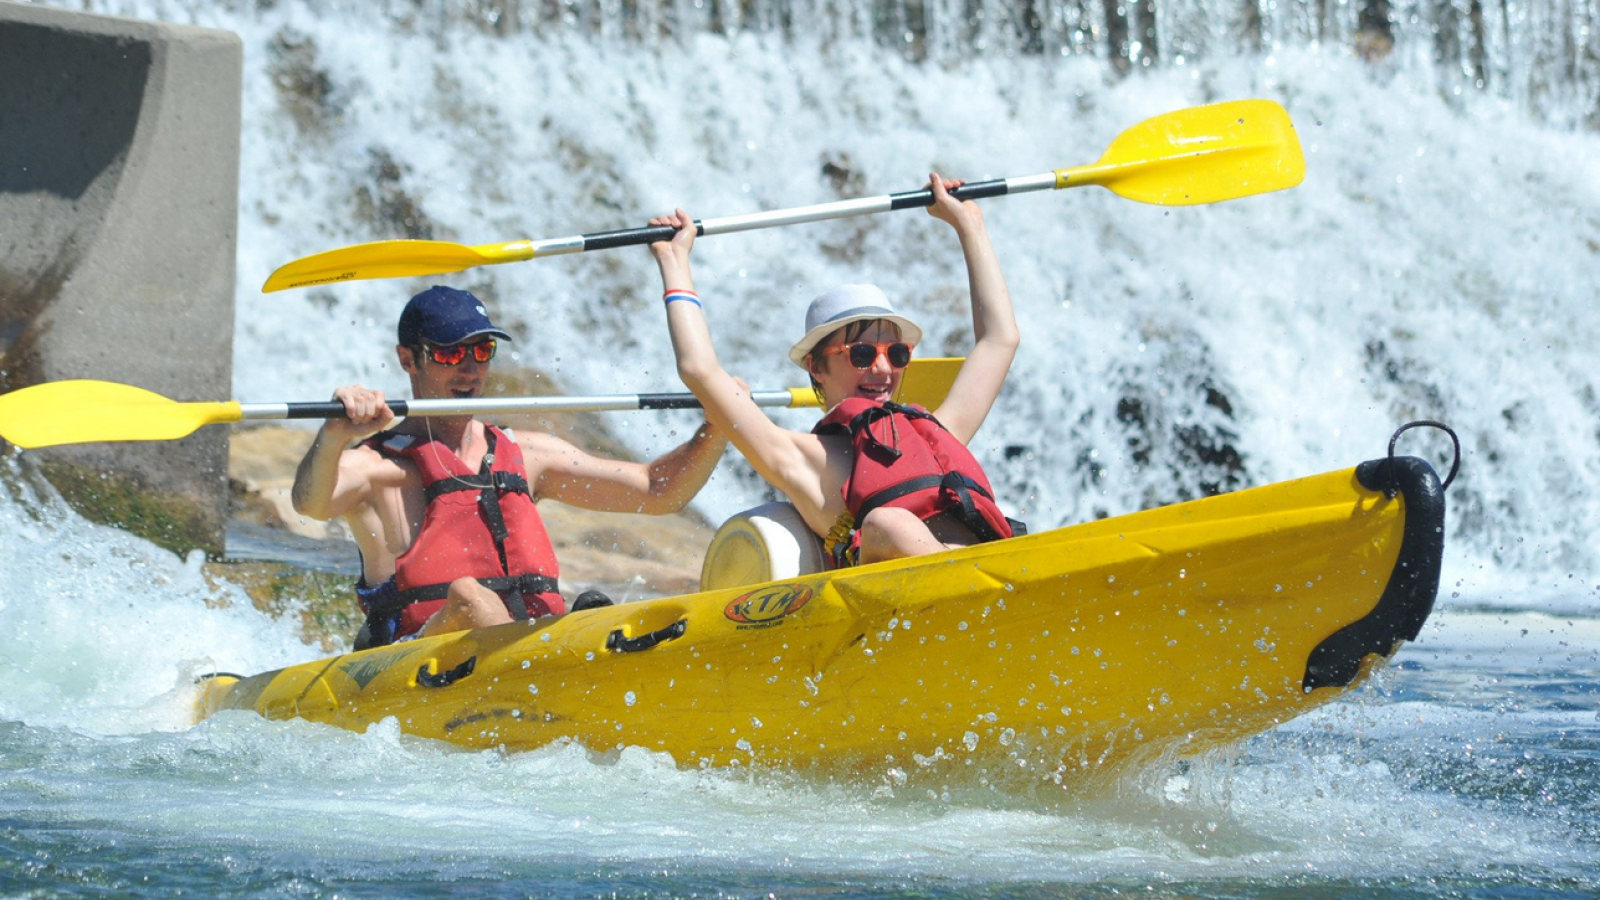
[648,173,1020,566]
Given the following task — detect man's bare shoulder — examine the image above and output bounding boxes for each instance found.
[342,435,417,484]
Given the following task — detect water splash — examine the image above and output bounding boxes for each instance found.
[0,452,316,733]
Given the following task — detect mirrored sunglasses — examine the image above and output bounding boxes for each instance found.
[422,339,497,366]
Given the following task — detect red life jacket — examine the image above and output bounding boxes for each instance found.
[362,425,564,640]
[813,399,1017,565]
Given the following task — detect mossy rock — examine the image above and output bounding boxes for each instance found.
[40,459,218,559]
[204,560,359,652]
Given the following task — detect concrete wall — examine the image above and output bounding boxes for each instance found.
[0,1,240,556]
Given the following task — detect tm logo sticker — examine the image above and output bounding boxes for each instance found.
[724,584,813,628]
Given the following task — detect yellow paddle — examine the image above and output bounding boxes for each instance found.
[0,359,964,449]
[263,99,1304,292]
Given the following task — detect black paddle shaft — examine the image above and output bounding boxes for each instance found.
[277,394,710,421]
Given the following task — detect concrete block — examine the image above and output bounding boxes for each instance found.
[0,1,240,556]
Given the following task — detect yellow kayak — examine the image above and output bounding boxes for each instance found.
[195,454,1445,775]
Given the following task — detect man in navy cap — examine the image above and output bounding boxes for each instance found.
[292,286,729,648]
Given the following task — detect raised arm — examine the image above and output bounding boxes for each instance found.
[923,173,1020,444]
[647,210,835,515]
[291,385,397,521]
[519,422,727,515]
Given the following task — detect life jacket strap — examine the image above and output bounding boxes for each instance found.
[843,400,939,462]
[421,471,532,503]
[367,573,562,621]
[832,472,1008,565]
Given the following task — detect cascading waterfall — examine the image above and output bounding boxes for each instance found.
[16,0,1600,596]
[72,0,1600,126]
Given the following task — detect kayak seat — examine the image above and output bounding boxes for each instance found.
[699,501,827,591]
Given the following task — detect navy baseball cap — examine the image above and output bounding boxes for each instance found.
[397,286,513,346]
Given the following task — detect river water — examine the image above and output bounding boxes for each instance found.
[6,0,1600,895]
[2,466,1597,897]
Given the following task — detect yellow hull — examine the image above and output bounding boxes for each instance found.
[196,457,1444,774]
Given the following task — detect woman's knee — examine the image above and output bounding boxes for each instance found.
[858,508,938,562]
[859,507,923,543]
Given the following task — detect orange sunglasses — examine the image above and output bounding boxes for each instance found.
[817,341,913,369]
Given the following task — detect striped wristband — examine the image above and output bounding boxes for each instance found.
[663,289,702,308]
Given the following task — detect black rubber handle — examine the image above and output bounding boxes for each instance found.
[888,178,1011,209]
[581,222,706,251]
[284,400,414,419]
[417,656,476,688]
[606,620,687,653]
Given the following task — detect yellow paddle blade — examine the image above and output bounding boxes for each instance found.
[897,357,963,408]
[786,387,821,408]
[784,357,964,410]
[1056,99,1305,206]
[0,381,242,449]
[262,239,534,293]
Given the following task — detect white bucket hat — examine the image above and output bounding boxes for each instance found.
[787,284,924,367]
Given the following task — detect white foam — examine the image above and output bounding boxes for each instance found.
[0,458,320,733]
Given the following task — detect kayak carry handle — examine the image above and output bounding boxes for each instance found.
[417,656,477,688]
[607,620,687,653]
[1386,420,1460,492]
